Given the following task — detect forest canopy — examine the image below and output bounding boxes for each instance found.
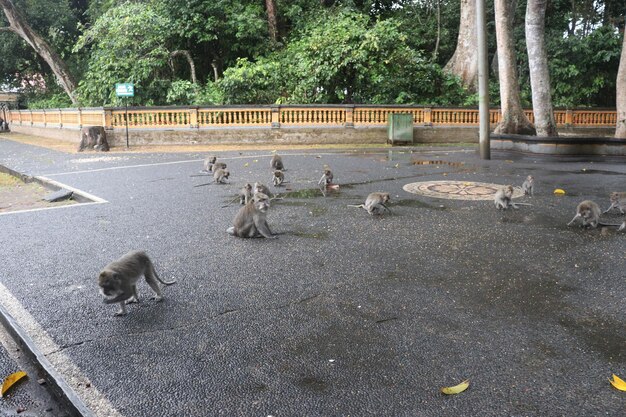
[0,0,624,109]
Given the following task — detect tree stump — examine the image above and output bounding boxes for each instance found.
[78,126,109,152]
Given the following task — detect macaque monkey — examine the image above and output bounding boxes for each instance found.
[603,192,626,214]
[98,251,176,316]
[227,193,277,239]
[522,175,534,196]
[203,155,217,172]
[348,192,391,216]
[567,200,622,228]
[272,170,285,187]
[254,182,271,196]
[213,162,227,171]
[318,168,334,187]
[239,183,253,205]
[213,168,230,184]
[494,185,531,210]
[270,154,284,171]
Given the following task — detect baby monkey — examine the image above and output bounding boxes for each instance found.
[603,192,626,214]
[239,183,253,205]
[213,168,230,184]
[98,251,176,316]
[318,168,334,187]
[227,193,277,239]
[273,170,285,187]
[522,175,534,196]
[494,185,531,210]
[349,192,391,216]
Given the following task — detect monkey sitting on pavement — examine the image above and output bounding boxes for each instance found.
[98,250,176,316]
[203,155,217,172]
[214,168,230,184]
[270,153,284,171]
[603,192,626,215]
[567,200,622,229]
[272,170,285,187]
[494,185,531,210]
[227,193,277,239]
[240,183,253,205]
[522,175,534,196]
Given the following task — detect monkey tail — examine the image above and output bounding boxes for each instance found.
[149,260,176,285]
[347,204,365,209]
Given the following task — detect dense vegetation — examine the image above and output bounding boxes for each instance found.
[0,0,624,109]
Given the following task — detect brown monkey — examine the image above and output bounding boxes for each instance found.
[318,168,333,187]
[272,170,285,187]
[213,162,227,171]
[494,185,531,210]
[348,192,391,215]
[254,182,271,196]
[214,168,230,184]
[603,192,626,214]
[227,193,277,239]
[567,200,621,228]
[98,251,176,316]
[522,175,534,196]
[270,154,284,170]
[239,183,253,205]
[203,155,217,172]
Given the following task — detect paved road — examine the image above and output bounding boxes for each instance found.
[1,136,625,416]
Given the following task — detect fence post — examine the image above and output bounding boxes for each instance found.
[565,109,573,127]
[43,109,47,127]
[345,105,354,128]
[271,105,280,128]
[103,108,113,129]
[77,108,83,128]
[28,109,33,126]
[189,107,199,128]
[58,108,63,129]
[423,107,432,126]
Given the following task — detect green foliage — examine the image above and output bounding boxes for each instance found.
[74,2,174,106]
[218,58,283,104]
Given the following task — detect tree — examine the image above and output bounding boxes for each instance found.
[265,0,278,42]
[494,0,534,135]
[616,25,626,138]
[525,0,557,137]
[0,0,77,104]
[444,0,477,91]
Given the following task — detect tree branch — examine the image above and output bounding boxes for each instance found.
[170,50,197,84]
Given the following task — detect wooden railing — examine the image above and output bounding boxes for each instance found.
[5,105,618,130]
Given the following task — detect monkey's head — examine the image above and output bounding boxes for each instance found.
[526,175,534,182]
[578,203,594,219]
[504,185,514,197]
[253,193,271,212]
[274,170,282,177]
[244,183,252,191]
[381,193,391,203]
[609,192,619,203]
[222,169,230,179]
[98,270,122,297]
[208,156,216,163]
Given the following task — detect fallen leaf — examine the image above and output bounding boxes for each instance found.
[609,374,626,391]
[1,371,27,397]
[553,189,566,196]
[244,163,249,167]
[253,160,258,163]
[440,379,470,395]
[394,163,399,168]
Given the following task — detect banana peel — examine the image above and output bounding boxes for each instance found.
[440,379,470,395]
[609,374,626,391]
[553,189,566,196]
[1,371,27,397]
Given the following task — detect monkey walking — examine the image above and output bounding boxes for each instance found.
[494,185,532,210]
[227,193,277,239]
[270,153,284,171]
[348,192,392,216]
[567,200,622,228]
[602,192,626,214]
[522,175,534,196]
[272,170,285,187]
[98,251,176,316]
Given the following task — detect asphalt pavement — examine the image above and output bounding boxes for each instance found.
[0,135,625,416]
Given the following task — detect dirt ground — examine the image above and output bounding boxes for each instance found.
[0,172,75,214]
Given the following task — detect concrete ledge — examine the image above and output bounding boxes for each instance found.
[491,134,626,156]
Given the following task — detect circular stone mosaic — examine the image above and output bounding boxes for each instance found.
[403,180,524,201]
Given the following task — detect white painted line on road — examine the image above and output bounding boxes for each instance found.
[36,176,108,203]
[43,149,473,177]
[0,282,125,417]
[0,201,105,217]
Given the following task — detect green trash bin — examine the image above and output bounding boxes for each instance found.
[387,113,413,145]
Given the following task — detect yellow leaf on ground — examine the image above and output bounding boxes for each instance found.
[553,189,566,195]
[244,163,249,167]
[1,371,27,397]
[609,374,626,391]
[440,379,470,395]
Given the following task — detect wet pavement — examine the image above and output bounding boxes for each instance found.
[0,134,625,416]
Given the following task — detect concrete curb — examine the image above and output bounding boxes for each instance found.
[0,303,94,417]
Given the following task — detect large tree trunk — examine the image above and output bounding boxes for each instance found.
[525,0,558,137]
[170,50,197,84]
[0,0,78,105]
[444,0,478,91]
[265,0,278,42]
[616,26,626,138]
[494,0,535,135]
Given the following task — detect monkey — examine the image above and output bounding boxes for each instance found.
[213,162,227,171]
[270,153,284,171]
[254,182,271,196]
[522,175,534,196]
[239,183,253,205]
[272,170,285,187]
[203,155,217,172]
[98,250,176,316]
[602,192,626,214]
[318,168,334,187]
[348,192,391,216]
[213,168,230,184]
[567,200,622,228]
[227,192,277,239]
[494,185,532,210]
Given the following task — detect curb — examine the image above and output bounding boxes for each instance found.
[0,303,95,417]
